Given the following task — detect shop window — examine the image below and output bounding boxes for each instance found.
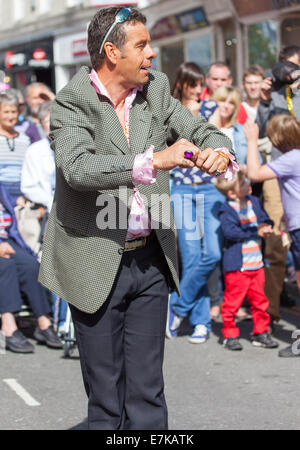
[161,42,184,85]
[186,34,212,74]
[30,0,36,12]
[248,20,277,70]
[222,19,237,84]
[281,17,300,48]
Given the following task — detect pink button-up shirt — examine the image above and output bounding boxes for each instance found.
[89,69,157,240]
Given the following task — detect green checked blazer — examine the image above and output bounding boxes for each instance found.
[39,66,234,314]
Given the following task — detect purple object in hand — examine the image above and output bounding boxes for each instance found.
[184,151,194,159]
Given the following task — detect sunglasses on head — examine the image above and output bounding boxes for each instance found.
[99,8,132,55]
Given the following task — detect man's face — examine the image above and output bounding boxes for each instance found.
[26,86,49,116]
[242,74,263,101]
[116,22,156,88]
[206,66,232,94]
[287,53,300,67]
[0,103,19,130]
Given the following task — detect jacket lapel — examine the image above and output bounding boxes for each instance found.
[129,91,152,156]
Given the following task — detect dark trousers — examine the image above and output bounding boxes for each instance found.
[0,239,50,317]
[70,237,170,430]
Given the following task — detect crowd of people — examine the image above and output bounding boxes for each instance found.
[167,46,300,358]
[0,45,299,360]
[0,82,64,353]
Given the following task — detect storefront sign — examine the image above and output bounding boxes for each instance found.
[5,51,26,69]
[150,7,209,41]
[3,44,53,71]
[232,0,300,17]
[72,39,88,57]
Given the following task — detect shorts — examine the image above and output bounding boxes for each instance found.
[289,228,300,270]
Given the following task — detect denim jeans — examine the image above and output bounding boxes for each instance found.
[170,182,225,329]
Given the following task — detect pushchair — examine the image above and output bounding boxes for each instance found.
[51,294,77,358]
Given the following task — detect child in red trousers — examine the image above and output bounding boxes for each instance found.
[216,172,279,351]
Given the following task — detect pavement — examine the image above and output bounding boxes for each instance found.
[0,282,299,431]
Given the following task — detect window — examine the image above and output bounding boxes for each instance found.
[248,20,277,70]
[14,0,25,21]
[186,34,212,74]
[40,0,51,14]
[161,41,184,85]
[281,17,300,48]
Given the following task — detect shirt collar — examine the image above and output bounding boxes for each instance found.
[89,68,143,109]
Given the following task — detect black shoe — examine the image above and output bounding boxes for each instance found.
[278,344,300,358]
[34,325,63,349]
[5,330,35,353]
[223,337,243,351]
[251,332,279,348]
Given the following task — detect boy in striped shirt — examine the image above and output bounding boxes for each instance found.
[216,172,279,350]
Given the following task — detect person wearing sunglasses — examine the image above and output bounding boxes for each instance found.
[39,6,236,430]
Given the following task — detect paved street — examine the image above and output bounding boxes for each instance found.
[0,291,300,431]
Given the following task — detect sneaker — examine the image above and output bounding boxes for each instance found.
[5,330,35,353]
[34,325,63,349]
[223,337,243,351]
[251,332,279,348]
[166,303,183,339]
[188,324,209,344]
[278,344,300,358]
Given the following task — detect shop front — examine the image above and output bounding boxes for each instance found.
[53,29,90,93]
[139,0,238,84]
[232,0,300,72]
[0,39,55,93]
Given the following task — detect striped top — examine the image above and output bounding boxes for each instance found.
[0,133,30,201]
[0,200,12,240]
[229,199,263,271]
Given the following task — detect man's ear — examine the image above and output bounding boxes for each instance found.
[103,42,119,65]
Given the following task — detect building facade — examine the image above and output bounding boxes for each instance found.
[0,0,300,93]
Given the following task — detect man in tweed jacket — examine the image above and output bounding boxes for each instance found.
[39,7,234,430]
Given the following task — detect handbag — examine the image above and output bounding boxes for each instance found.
[14,201,48,256]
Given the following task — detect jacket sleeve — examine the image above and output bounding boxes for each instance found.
[219,207,259,242]
[49,88,136,192]
[256,99,276,139]
[156,72,235,158]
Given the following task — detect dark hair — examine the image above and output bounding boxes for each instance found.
[171,62,204,101]
[207,61,232,78]
[88,7,147,70]
[279,45,300,63]
[243,64,265,82]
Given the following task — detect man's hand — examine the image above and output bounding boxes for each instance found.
[0,242,16,259]
[194,148,229,175]
[260,77,272,102]
[182,100,201,117]
[258,223,273,238]
[244,120,259,143]
[153,139,200,171]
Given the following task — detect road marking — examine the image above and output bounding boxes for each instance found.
[3,379,40,407]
